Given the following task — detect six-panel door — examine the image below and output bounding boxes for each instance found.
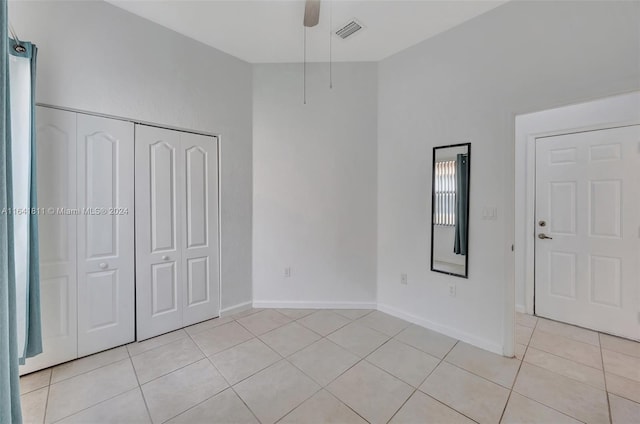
[535,125,640,340]
[77,114,135,356]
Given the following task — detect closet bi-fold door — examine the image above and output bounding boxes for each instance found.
[77,114,135,356]
[135,125,219,340]
[136,126,183,340]
[181,132,219,326]
[20,107,78,374]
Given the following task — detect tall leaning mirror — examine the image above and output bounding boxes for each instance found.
[430,143,471,278]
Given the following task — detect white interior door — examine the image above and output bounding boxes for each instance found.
[535,125,640,340]
[20,107,78,374]
[181,132,219,326]
[135,125,183,340]
[77,114,135,356]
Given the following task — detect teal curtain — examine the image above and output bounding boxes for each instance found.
[26,40,41,361]
[10,37,41,364]
[453,153,469,255]
[2,0,42,420]
[1,1,22,423]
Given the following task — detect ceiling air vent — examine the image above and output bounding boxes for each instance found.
[335,19,364,40]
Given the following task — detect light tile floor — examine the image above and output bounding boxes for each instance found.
[20,309,640,423]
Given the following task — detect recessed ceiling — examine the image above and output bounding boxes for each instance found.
[107,0,508,63]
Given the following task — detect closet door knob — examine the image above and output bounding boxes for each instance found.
[99,262,108,269]
[162,255,170,261]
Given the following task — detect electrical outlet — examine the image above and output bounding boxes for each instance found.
[284,267,292,278]
[400,273,408,285]
[448,283,456,297]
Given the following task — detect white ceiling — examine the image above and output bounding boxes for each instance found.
[107,0,507,63]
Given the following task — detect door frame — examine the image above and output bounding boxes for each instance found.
[515,91,640,316]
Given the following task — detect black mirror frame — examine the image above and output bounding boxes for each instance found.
[430,142,471,279]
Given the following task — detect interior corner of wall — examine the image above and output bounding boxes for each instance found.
[377,303,504,356]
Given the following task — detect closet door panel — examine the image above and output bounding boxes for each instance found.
[77,114,135,356]
[20,107,78,375]
[181,133,220,326]
[136,125,183,340]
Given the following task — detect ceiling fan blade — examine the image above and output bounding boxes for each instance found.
[303,0,321,27]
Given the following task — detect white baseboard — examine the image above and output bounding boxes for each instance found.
[253,300,377,310]
[220,301,253,317]
[377,303,504,356]
[515,304,526,314]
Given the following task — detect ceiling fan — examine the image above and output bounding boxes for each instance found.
[304,0,321,27]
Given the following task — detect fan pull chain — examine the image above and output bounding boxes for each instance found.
[304,26,307,105]
[329,0,333,89]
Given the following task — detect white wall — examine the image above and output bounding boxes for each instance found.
[9,0,254,310]
[253,63,378,307]
[377,0,640,353]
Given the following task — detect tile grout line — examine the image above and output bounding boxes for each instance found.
[512,318,593,424]
[128,349,154,424]
[194,320,320,424]
[155,326,245,423]
[214,328,321,424]
[512,387,590,424]
[208,340,286,387]
[181,313,305,423]
[273,386,325,424]
[132,349,205,387]
[127,329,190,356]
[599,332,613,424]
[189,320,259,359]
[533,326,602,348]
[299,318,461,424]
[385,339,484,424]
[498,315,538,423]
[438,354,519,392]
[525,320,624,390]
[41,368,53,424]
[41,357,135,424]
[600,345,640,361]
[45,346,130,385]
[286,342,370,423]
[129,309,374,392]
[47,388,141,423]
[297,389,372,424]
[524,344,606,373]
[273,310,381,423]
[33,312,373,422]
[230,385,263,424]
[34,310,636,424]
[415,341,484,424]
[283,313,368,388]
[157,355,234,423]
